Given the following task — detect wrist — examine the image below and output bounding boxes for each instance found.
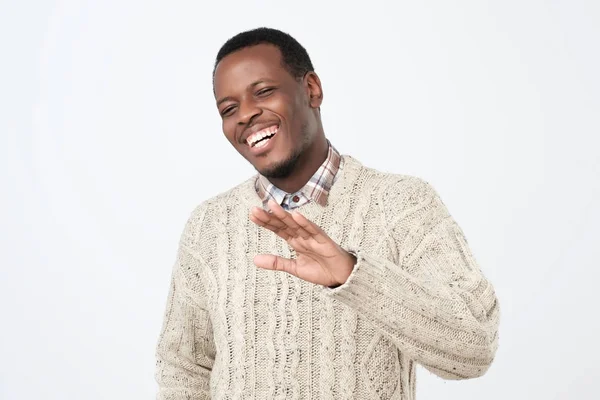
[329,250,356,288]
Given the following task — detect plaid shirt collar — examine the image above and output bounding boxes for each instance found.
[255,141,341,210]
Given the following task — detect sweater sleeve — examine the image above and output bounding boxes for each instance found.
[155,216,215,399]
[327,179,500,380]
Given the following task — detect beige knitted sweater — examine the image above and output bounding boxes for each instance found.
[155,155,500,399]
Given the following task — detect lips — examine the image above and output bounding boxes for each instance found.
[245,125,280,156]
[246,125,278,148]
[241,122,279,146]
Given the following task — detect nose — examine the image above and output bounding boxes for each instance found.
[237,98,262,126]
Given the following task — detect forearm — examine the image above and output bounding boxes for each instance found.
[328,247,499,379]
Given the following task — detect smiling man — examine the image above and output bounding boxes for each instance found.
[155,27,500,399]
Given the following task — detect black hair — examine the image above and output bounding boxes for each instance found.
[213,27,314,80]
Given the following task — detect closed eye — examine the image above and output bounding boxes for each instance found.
[221,105,236,117]
[256,87,275,97]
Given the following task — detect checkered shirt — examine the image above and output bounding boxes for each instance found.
[255,141,341,211]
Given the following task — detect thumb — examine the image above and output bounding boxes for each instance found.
[254,254,296,275]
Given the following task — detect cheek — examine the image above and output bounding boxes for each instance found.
[273,94,303,129]
[222,120,237,144]
[289,92,308,123]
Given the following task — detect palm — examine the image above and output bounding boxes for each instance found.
[249,200,355,287]
[286,236,341,285]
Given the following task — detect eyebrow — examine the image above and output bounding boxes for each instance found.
[216,79,276,106]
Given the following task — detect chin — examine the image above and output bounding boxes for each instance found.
[255,149,301,179]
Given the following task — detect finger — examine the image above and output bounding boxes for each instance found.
[254,254,297,276]
[249,213,291,241]
[268,200,312,239]
[290,211,329,244]
[251,207,289,231]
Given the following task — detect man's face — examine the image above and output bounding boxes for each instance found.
[213,44,320,178]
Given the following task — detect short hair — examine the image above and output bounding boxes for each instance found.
[213,27,315,80]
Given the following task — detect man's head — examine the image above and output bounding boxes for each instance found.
[213,27,325,179]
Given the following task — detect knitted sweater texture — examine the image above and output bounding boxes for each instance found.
[155,155,500,399]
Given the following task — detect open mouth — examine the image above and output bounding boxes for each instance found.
[246,125,279,149]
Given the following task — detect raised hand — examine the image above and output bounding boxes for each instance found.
[249,199,356,287]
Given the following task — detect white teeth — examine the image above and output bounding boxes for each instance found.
[247,126,278,147]
[255,138,269,148]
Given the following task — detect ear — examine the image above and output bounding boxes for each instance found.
[304,72,323,109]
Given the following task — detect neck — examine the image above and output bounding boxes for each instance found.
[267,134,329,193]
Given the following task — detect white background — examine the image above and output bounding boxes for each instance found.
[1,1,599,399]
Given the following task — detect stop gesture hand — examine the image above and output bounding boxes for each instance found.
[249,199,356,287]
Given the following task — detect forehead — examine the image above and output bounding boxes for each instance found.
[214,44,290,97]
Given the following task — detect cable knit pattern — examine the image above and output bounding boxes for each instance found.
[155,155,500,399]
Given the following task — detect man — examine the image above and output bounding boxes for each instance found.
[155,27,499,399]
